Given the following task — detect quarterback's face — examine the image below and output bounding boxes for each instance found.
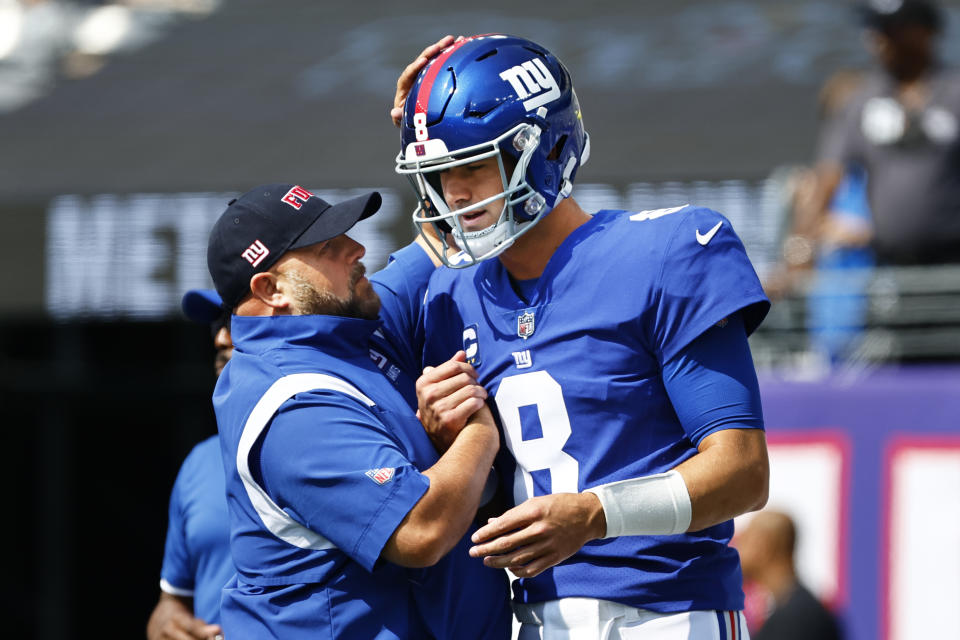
[439,156,507,233]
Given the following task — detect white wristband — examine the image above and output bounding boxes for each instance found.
[584,470,692,537]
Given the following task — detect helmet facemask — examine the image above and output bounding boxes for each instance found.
[398,121,549,268]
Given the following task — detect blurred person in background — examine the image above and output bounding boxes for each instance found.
[770,70,876,365]
[734,510,843,640]
[147,289,232,640]
[811,0,960,267]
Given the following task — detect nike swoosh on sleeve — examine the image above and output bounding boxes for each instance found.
[695,221,723,246]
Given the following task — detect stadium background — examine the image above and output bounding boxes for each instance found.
[1,1,959,638]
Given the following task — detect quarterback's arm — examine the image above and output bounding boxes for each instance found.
[382,403,499,567]
[589,314,769,533]
[146,592,222,640]
[659,312,769,530]
[469,313,767,576]
[674,428,768,530]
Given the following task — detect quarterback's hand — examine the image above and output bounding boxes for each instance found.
[391,35,461,127]
[416,350,488,452]
[469,492,606,578]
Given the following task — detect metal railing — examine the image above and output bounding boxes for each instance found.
[752,264,960,370]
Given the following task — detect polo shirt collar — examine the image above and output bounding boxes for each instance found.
[230,313,379,358]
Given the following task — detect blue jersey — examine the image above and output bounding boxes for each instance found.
[421,206,770,612]
[159,435,233,624]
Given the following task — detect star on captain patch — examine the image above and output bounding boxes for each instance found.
[365,468,395,485]
[517,310,535,338]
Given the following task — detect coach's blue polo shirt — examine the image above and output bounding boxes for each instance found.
[214,313,508,639]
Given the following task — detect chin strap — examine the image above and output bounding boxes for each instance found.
[557,155,577,201]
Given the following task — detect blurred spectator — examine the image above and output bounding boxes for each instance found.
[146,288,231,640]
[814,0,960,266]
[805,162,874,364]
[768,70,876,364]
[735,510,844,640]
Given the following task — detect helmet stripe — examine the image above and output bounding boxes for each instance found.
[414,36,480,120]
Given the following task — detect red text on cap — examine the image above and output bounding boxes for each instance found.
[282,186,314,210]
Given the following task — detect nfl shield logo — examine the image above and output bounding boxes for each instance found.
[365,468,395,485]
[415,143,426,156]
[517,311,535,338]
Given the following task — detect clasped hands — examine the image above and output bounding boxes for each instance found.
[415,353,606,577]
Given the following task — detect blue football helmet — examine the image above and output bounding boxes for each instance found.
[395,34,590,267]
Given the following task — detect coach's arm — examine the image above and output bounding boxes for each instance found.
[380,410,499,568]
[380,353,499,568]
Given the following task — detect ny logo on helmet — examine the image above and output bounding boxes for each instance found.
[499,58,560,112]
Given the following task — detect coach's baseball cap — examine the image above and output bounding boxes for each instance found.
[207,183,382,308]
[181,288,223,324]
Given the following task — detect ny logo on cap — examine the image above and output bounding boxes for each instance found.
[281,185,315,210]
[241,239,270,267]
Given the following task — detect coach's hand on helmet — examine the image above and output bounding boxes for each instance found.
[391,35,463,127]
[416,350,488,452]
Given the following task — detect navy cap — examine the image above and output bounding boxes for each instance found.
[858,0,942,31]
[207,184,382,308]
[181,288,223,324]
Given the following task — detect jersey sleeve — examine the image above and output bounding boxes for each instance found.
[651,207,770,364]
[159,455,197,595]
[370,243,436,377]
[255,390,430,572]
[661,312,765,445]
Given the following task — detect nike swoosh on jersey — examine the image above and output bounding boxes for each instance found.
[696,221,723,246]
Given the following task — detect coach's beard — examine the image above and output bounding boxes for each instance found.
[284,264,381,321]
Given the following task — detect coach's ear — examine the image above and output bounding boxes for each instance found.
[248,271,290,312]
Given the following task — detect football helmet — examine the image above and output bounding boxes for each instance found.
[395,34,590,267]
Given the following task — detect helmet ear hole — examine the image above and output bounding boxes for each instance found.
[547,135,568,161]
[423,175,451,233]
[425,173,442,194]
